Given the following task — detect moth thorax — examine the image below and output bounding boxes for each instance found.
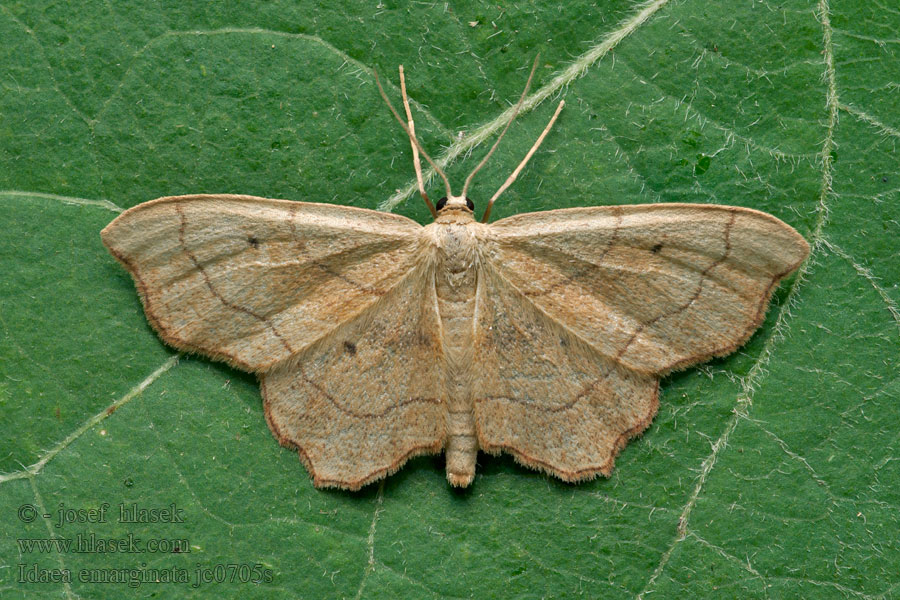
[435,225,478,276]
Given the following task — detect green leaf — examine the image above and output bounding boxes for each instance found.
[2,1,898,598]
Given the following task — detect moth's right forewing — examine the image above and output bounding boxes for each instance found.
[101,194,424,372]
[484,204,809,375]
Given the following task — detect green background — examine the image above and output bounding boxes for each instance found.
[2,0,898,598]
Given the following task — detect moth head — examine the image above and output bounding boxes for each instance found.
[436,196,475,213]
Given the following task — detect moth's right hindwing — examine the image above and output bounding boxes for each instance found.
[473,265,659,480]
[473,203,808,480]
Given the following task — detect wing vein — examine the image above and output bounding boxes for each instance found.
[299,367,440,418]
[615,209,736,361]
[175,202,295,355]
[476,369,615,413]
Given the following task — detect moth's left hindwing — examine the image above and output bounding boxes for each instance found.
[262,262,446,490]
[101,194,424,372]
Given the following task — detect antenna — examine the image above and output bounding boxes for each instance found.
[374,68,453,201]
[481,99,565,223]
[461,55,540,199]
[399,66,437,218]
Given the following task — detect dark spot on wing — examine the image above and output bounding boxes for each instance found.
[650,243,663,254]
[343,341,357,355]
[248,235,260,248]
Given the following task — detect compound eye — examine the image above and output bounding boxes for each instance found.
[436,197,448,211]
[465,197,475,211]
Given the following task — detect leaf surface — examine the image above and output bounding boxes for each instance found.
[2,1,898,598]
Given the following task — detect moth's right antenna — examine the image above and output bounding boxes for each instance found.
[374,67,453,205]
[481,99,565,223]
[460,55,540,200]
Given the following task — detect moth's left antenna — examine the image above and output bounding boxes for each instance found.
[399,66,437,218]
[374,67,453,209]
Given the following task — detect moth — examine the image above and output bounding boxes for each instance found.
[101,60,809,490]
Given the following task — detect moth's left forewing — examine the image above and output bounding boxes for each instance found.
[482,204,810,375]
[101,194,425,372]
